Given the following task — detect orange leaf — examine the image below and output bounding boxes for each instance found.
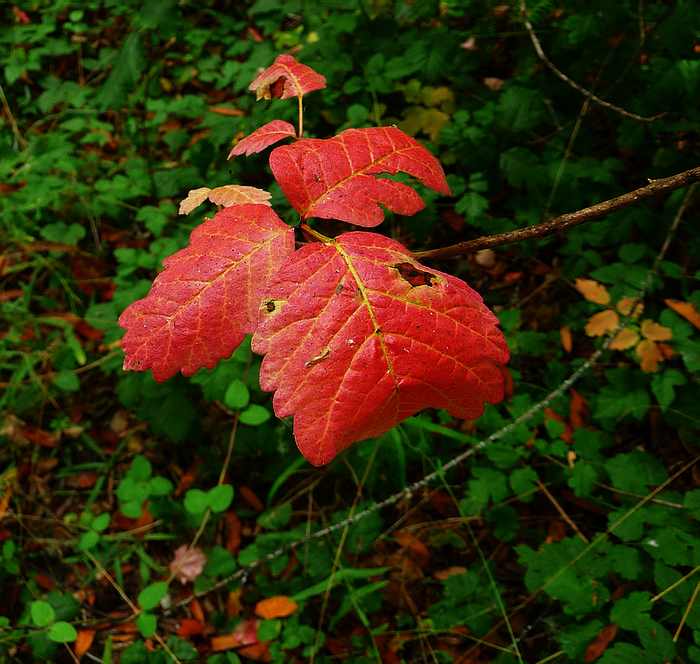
[569,389,588,430]
[616,297,644,318]
[255,595,298,620]
[209,106,245,117]
[636,340,662,372]
[560,325,572,352]
[190,598,205,623]
[74,629,96,659]
[394,531,430,565]
[575,278,610,305]
[609,328,639,350]
[640,319,672,341]
[585,310,619,337]
[665,298,700,330]
[177,618,205,637]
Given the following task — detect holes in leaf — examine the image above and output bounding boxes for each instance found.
[392,262,436,287]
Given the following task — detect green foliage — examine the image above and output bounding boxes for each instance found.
[1,0,698,662]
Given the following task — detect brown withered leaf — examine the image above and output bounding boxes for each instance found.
[169,545,207,584]
[584,624,618,662]
[179,185,271,215]
[585,310,619,337]
[640,319,672,341]
[665,299,700,330]
[609,328,640,350]
[575,278,610,305]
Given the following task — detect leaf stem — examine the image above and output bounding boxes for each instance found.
[297,94,303,137]
[300,222,332,243]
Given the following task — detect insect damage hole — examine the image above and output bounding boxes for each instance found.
[264,299,284,314]
[392,262,437,287]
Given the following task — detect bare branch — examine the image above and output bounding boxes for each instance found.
[520,0,664,123]
[413,166,700,260]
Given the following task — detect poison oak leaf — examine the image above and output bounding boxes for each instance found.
[637,339,662,372]
[585,310,619,336]
[254,596,298,619]
[179,185,271,215]
[228,120,296,159]
[664,298,700,329]
[249,54,326,100]
[575,278,610,305]
[119,205,294,381]
[252,232,508,466]
[269,126,450,227]
[640,319,672,341]
[609,328,639,350]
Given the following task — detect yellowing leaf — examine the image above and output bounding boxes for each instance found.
[179,187,211,215]
[636,339,662,372]
[609,328,639,350]
[665,299,700,330]
[575,278,610,305]
[640,319,672,341]
[585,310,619,337]
[616,297,644,318]
[254,596,298,619]
[208,185,272,208]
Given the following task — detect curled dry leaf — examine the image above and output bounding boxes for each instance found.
[252,232,508,465]
[179,187,211,215]
[255,595,299,619]
[170,545,207,584]
[637,339,663,372]
[640,319,673,341]
[249,54,326,100]
[584,309,619,337]
[584,624,618,663]
[179,185,271,215]
[609,328,639,350]
[575,278,610,305]
[270,126,450,227]
[119,205,294,381]
[665,298,700,329]
[228,120,296,158]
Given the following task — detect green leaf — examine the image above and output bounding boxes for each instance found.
[610,591,652,631]
[239,404,271,426]
[510,467,538,502]
[52,370,80,392]
[257,619,281,641]
[92,513,111,532]
[208,484,234,513]
[148,476,174,497]
[30,600,55,627]
[48,621,77,643]
[129,455,152,482]
[137,581,168,611]
[651,369,686,411]
[224,379,250,410]
[185,489,209,515]
[137,612,157,638]
[569,463,598,497]
[79,530,100,551]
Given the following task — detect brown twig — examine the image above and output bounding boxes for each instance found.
[413,165,700,260]
[519,0,664,123]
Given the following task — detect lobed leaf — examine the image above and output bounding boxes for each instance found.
[252,232,508,465]
[270,126,450,228]
[228,120,296,158]
[249,54,326,100]
[179,185,271,215]
[119,205,294,381]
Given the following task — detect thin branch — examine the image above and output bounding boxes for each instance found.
[0,83,27,149]
[413,165,700,260]
[519,0,664,123]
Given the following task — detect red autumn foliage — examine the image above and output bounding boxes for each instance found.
[270,127,451,227]
[228,120,296,158]
[119,54,509,465]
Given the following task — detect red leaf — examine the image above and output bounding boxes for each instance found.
[584,624,618,662]
[119,204,294,381]
[270,127,450,227]
[249,54,325,100]
[252,232,508,465]
[228,120,296,159]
